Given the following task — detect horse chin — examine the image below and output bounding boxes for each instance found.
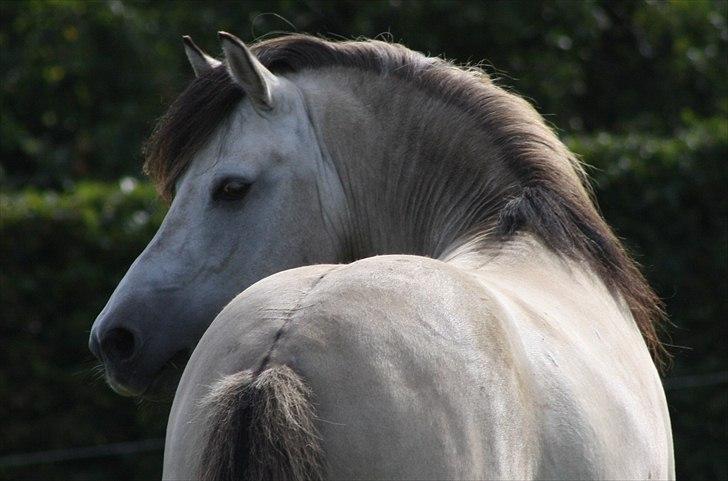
[105,349,191,401]
[106,376,145,398]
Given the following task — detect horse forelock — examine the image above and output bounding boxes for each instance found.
[142,34,666,365]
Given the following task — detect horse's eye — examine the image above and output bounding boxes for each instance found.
[214,179,250,201]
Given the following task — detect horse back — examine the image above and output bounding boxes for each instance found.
[164,254,672,480]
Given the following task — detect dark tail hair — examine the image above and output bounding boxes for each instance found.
[198,365,325,481]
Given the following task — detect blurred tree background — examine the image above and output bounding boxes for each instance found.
[1,0,726,479]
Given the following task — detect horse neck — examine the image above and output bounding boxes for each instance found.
[299,70,519,261]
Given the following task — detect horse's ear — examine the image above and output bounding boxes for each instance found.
[218,31,277,111]
[182,36,221,77]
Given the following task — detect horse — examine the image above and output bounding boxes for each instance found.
[89,31,673,479]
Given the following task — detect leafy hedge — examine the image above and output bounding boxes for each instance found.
[0,181,166,481]
[1,119,725,480]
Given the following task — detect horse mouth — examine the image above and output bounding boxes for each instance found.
[105,349,191,400]
[142,349,192,400]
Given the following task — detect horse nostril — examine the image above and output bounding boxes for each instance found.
[100,327,137,362]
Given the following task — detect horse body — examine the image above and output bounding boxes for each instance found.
[164,239,672,480]
[87,32,674,478]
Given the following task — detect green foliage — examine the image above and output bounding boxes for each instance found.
[1,0,726,188]
[0,181,167,480]
[0,1,726,480]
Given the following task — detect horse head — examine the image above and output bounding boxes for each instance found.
[89,33,343,397]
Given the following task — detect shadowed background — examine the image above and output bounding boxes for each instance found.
[1,1,726,480]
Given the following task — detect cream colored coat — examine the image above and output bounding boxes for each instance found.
[164,236,673,480]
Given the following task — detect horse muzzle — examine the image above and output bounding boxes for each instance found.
[89,320,190,399]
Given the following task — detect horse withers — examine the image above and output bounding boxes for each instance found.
[90,31,673,479]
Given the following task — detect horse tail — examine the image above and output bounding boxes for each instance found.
[198,365,325,481]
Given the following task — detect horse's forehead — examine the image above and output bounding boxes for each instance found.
[175,120,286,188]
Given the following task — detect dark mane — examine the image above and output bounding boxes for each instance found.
[143,34,666,364]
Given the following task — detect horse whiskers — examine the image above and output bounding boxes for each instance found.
[91,364,107,382]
